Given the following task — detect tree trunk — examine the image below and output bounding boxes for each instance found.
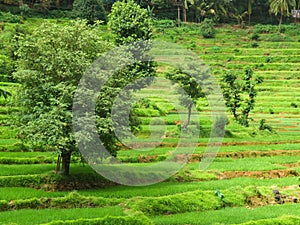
[278,8,283,32]
[61,152,71,176]
[182,104,192,129]
[177,6,181,27]
[56,0,60,9]
[183,8,187,22]
[279,13,283,32]
[55,155,61,174]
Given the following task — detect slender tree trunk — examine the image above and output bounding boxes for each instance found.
[56,0,60,9]
[183,104,192,129]
[61,152,71,176]
[177,6,181,27]
[55,155,61,174]
[279,13,283,32]
[183,8,187,22]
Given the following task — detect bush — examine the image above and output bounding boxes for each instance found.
[200,18,216,38]
[253,24,277,34]
[72,0,107,24]
[251,33,260,41]
[0,12,22,23]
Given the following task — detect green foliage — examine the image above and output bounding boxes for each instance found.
[221,68,263,127]
[41,215,153,225]
[200,18,216,38]
[0,191,123,210]
[237,216,300,225]
[13,20,110,175]
[108,0,153,45]
[0,156,56,164]
[165,68,205,128]
[0,11,22,23]
[250,33,260,41]
[0,88,11,99]
[258,119,273,132]
[128,190,222,216]
[0,174,45,188]
[72,0,107,24]
[253,24,278,34]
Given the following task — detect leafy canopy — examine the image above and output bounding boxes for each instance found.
[13,20,110,174]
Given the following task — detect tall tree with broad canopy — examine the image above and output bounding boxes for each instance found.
[13,20,110,175]
[74,0,156,163]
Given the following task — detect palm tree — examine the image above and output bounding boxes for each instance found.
[269,0,296,31]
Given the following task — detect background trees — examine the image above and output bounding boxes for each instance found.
[72,0,107,24]
[13,20,109,175]
[269,0,296,31]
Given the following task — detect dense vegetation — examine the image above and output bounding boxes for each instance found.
[1,0,300,224]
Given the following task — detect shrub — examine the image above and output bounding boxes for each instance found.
[253,24,277,34]
[0,200,9,211]
[291,102,298,108]
[251,33,260,41]
[0,12,22,23]
[72,0,107,24]
[13,197,42,209]
[200,18,216,38]
[251,42,259,48]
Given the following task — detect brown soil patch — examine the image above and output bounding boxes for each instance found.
[218,169,298,179]
[173,150,300,163]
[121,139,300,149]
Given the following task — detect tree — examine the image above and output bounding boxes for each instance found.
[269,0,296,31]
[108,0,153,45]
[220,68,263,127]
[13,20,110,175]
[166,68,205,129]
[88,0,156,155]
[72,0,107,24]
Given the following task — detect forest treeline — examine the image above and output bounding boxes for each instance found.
[1,0,300,25]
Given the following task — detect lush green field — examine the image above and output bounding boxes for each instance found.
[0,18,300,225]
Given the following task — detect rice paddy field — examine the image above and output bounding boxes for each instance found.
[0,19,300,224]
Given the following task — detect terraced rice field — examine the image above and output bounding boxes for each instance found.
[0,22,300,224]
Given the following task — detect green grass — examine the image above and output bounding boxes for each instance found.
[187,156,300,172]
[0,152,55,158]
[0,164,55,176]
[0,206,125,225]
[77,177,299,199]
[151,203,300,225]
[0,187,67,201]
